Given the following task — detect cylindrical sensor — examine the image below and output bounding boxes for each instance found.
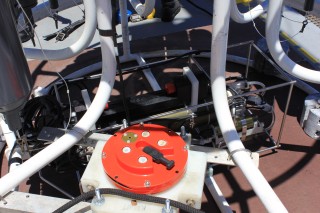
[0,0,33,130]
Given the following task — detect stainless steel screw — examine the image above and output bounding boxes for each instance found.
[92,188,105,206]
[180,126,186,138]
[162,199,173,213]
[122,119,128,128]
[95,188,102,200]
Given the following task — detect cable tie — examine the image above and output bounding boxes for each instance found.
[98,29,114,37]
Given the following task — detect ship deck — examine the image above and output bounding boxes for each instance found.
[1,0,320,212]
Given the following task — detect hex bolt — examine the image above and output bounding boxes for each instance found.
[180,126,186,138]
[162,199,173,213]
[87,185,94,191]
[92,188,105,206]
[122,119,128,128]
[95,188,102,200]
[186,199,195,207]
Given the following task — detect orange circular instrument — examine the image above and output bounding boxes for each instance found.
[101,124,188,194]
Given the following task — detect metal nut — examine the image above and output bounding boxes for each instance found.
[186,199,195,207]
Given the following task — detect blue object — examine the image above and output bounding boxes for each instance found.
[116,9,133,24]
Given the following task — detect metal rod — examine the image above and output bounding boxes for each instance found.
[95,80,296,128]
[245,42,253,79]
[190,56,211,80]
[264,127,277,146]
[38,170,74,199]
[227,40,253,49]
[277,83,294,145]
[230,81,296,100]
[257,145,280,153]
[252,43,293,82]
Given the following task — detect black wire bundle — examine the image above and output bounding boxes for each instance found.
[122,50,210,75]
[53,188,206,213]
[22,95,64,141]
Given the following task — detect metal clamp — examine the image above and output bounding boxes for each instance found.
[228,148,252,160]
[130,14,143,22]
[240,118,247,141]
[55,32,66,41]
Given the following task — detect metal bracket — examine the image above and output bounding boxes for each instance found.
[190,145,259,167]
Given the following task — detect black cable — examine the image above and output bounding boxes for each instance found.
[22,96,64,140]
[122,50,210,75]
[281,15,304,23]
[45,50,210,89]
[0,142,5,176]
[7,140,18,172]
[185,0,212,17]
[53,188,206,213]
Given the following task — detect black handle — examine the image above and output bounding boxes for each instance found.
[143,146,175,170]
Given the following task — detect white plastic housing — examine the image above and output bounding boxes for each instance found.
[80,140,207,212]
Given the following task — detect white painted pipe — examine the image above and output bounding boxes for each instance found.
[266,0,320,83]
[0,118,22,173]
[23,0,96,60]
[134,54,161,91]
[42,47,318,97]
[210,0,287,212]
[118,0,160,91]
[0,0,117,196]
[183,67,199,107]
[0,118,17,158]
[129,0,155,17]
[30,0,84,23]
[230,0,267,23]
[205,176,233,213]
[119,0,132,60]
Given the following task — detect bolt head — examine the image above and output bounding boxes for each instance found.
[144,180,151,187]
[142,131,150,137]
[138,156,148,163]
[122,147,131,153]
[157,140,167,146]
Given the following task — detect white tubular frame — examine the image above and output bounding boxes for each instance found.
[230,0,267,23]
[266,0,320,83]
[0,118,22,177]
[23,0,96,61]
[31,0,83,23]
[129,0,155,17]
[0,0,117,196]
[210,0,288,212]
[205,176,233,213]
